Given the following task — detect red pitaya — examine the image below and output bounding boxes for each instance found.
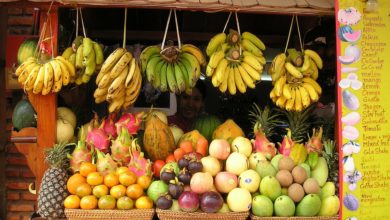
[95,149,118,176]
[111,127,132,166]
[78,112,100,141]
[128,138,152,177]
[115,112,144,135]
[306,127,323,153]
[68,141,92,173]
[101,113,118,139]
[278,128,294,156]
[86,128,110,153]
[252,122,277,160]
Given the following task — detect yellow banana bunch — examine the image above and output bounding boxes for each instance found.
[15,56,76,95]
[206,29,266,95]
[63,37,104,85]
[140,44,203,95]
[94,48,142,113]
[269,48,323,112]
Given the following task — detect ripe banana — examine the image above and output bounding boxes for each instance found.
[110,52,132,79]
[242,52,263,72]
[108,66,128,95]
[294,87,303,112]
[56,56,76,78]
[282,83,292,99]
[51,60,63,93]
[227,66,236,95]
[233,65,246,94]
[285,62,303,78]
[274,75,286,97]
[285,87,296,111]
[42,62,54,95]
[304,49,323,69]
[302,82,319,102]
[207,50,225,71]
[214,58,229,84]
[32,66,45,94]
[108,96,125,113]
[302,77,322,95]
[241,38,263,57]
[218,65,230,93]
[100,48,126,74]
[237,63,256,89]
[272,53,287,78]
[56,59,70,86]
[125,58,137,88]
[18,62,39,83]
[242,32,266,51]
[240,62,261,81]
[298,85,311,108]
[15,58,36,77]
[62,47,74,59]
[300,54,311,72]
[98,74,112,89]
[206,32,226,57]
[23,65,41,91]
[276,96,287,108]
[181,44,206,66]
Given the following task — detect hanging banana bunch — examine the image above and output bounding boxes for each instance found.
[93,8,142,113]
[268,16,323,112]
[205,12,266,95]
[140,10,205,95]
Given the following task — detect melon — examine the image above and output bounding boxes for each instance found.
[338,25,353,41]
[338,55,355,65]
[193,114,222,142]
[343,30,361,43]
[17,38,38,64]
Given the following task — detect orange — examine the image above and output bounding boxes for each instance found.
[79,162,97,177]
[104,173,119,188]
[116,166,130,176]
[137,175,152,189]
[67,173,86,195]
[135,196,153,209]
[80,195,98,210]
[64,195,80,209]
[126,184,144,200]
[98,195,116,209]
[87,172,104,186]
[117,196,134,210]
[92,185,109,198]
[75,183,92,197]
[110,185,127,199]
[119,171,137,186]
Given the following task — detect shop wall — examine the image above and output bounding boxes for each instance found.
[2,8,38,220]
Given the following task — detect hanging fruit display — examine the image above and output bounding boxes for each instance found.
[268,48,323,112]
[140,10,205,95]
[62,36,104,85]
[205,22,266,95]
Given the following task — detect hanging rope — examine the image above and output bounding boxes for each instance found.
[173,10,182,49]
[222,11,232,33]
[295,16,304,52]
[79,8,87,38]
[284,15,295,54]
[75,8,79,38]
[161,9,173,51]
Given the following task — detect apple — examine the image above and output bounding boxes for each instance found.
[209,139,231,160]
[231,136,252,157]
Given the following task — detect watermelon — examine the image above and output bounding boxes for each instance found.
[12,99,37,131]
[193,114,222,142]
[17,38,38,65]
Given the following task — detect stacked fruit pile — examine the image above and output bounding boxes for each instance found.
[94,48,142,112]
[140,44,205,94]
[269,48,323,112]
[15,56,75,95]
[62,36,104,85]
[205,30,266,94]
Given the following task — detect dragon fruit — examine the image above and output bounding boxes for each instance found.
[306,127,323,153]
[68,140,92,173]
[252,122,277,160]
[78,112,100,141]
[128,138,152,177]
[115,112,144,135]
[111,127,132,166]
[86,128,110,153]
[95,149,118,176]
[279,129,294,156]
[101,113,117,139]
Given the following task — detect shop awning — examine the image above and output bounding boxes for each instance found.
[1,0,335,16]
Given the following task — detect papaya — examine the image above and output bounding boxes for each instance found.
[143,113,175,161]
[212,119,244,144]
[177,130,208,156]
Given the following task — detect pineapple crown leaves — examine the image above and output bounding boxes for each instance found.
[248,103,283,138]
[279,104,315,143]
[45,142,74,169]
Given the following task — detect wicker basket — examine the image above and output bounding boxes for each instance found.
[64,208,155,220]
[250,214,339,220]
[156,209,249,220]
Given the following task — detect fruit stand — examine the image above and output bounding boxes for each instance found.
[5,0,388,219]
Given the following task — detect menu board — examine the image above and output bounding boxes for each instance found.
[336,0,390,219]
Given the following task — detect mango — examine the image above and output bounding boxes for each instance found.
[320,182,336,199]
[296,194,321,216]
[260,176,281,201]
[274,195,295,217]
[311,157,329,187]
[270,154,283,170]
[318,195,340,216]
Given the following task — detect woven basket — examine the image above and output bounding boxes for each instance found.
[64,208,155,220]
[156,209,249,220]
[250,214,339,220]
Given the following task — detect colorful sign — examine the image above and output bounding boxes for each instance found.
[336,0,390,219]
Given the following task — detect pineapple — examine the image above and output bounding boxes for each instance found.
[282,105,313,143]
[323,139,339,194]
[37,143,71,219]
[248,104,282,138]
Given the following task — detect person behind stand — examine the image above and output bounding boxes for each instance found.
[168,80,206,133]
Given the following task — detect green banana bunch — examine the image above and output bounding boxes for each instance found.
[62,37,104,85]
[140,44,204,95]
